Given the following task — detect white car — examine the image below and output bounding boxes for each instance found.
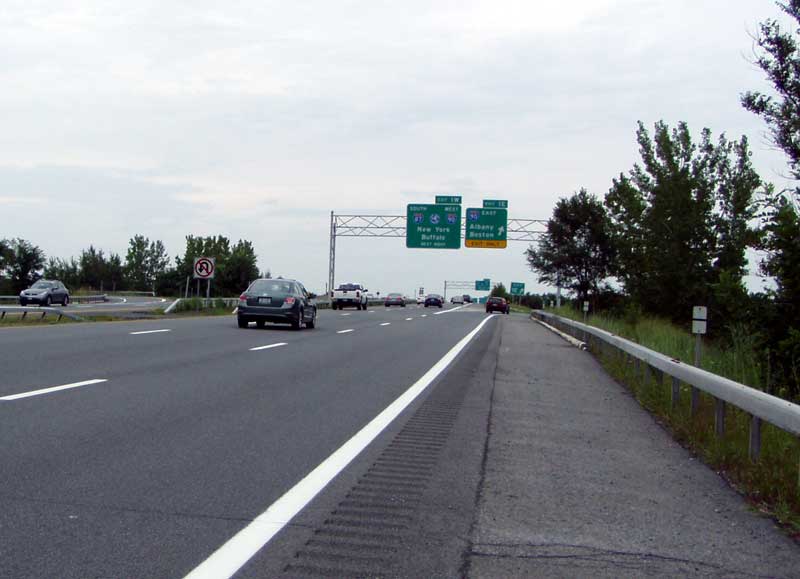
[416,295,425,305]
[450,295,464,304]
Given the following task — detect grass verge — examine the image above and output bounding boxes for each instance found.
[540,308,800,537]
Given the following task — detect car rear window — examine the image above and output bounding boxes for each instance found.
[31,281,54,289]
[388,293,402,297]
[337,284,360,291]
[250,280,294,294]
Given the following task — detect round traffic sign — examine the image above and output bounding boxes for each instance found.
[194,257,215,279]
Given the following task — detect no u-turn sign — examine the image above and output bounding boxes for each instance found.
[194,257,216,279]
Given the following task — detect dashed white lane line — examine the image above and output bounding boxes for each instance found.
[405,317,413,321]
[1,379,108,401]
[130,329,172,335]
[249,342,288,352]
[421,315,427,318]
[340,313,351,317]
[380,322,391,326]
[368,311,375,314]
[182,314,497,579]
[337,329,354,334]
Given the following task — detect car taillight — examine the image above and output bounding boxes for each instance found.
[284,297,296,305]
[239,294,247,302]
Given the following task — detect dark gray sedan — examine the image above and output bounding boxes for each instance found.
[237,278,317,330]
[384,293,406,307]
[19,280,70,306]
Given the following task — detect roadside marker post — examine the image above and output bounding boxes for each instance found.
[691,306,708,418]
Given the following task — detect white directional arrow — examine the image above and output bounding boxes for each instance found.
[498,225,505,236]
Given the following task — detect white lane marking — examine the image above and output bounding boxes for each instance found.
[421,315,427,318]
[129,329,172,335]
[405,317,413,321]
[337,329,354,334]
[340,313,351,317]
[434,304,468,315]
[182,314,496,579]
[368,311,375,314]
[380,322,391,326]
[1,379,108,401]
[249,342,288,352]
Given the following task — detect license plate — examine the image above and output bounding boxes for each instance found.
[258,297,271,305]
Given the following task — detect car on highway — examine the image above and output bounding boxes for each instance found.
[424,294,444,308]
[450,295,464,304]
[485,296,510,314]
[331,283,368,310]
[416,295,425,305]
[384,292,406,307]
[19,280,70,306]
[237,278,317,330]
[462,294,473,303]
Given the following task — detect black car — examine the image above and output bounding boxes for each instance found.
[485,296,510,314]
[19,280,70,306]
[237,279,317,330]
[424,294,444,308]
[384,293,406,307]
[462,294,473,303]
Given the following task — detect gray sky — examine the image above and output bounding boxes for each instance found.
[1,0,793,297]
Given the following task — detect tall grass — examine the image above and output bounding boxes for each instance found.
[546,307,800,535]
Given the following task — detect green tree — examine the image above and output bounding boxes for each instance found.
[490,282,510,300]
[44,257,81,289]
[124,235,150,290]
[526,189,614,304]
[6,238,45,293]
[220,240,259,295]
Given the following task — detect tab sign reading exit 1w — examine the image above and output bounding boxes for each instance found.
[465,207,507,248]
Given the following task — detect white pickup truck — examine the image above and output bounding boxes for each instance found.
[331,283,369,310]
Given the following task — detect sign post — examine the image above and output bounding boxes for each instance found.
[406,204,462,249]
[691,306,708,419]
[194,257,216,302]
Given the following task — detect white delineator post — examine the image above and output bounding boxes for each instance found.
[691,306,708,419]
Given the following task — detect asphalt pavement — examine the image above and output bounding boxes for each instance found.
[1,306,798,578]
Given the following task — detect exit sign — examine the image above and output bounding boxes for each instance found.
[483,199,508,209]
[436,195,462,205]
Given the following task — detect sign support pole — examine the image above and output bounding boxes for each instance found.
[328,211,336,300]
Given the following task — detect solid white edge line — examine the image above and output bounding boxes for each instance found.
[337,329,354,334]
[182,314,497,579]
[1,379,108,401]
[433,304,468,315]
[129,329,172,335]
[249,342,288,352]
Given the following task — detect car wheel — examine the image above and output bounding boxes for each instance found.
[356,303,362,311]
[292,309,303,330]
[44,296,51,307]
[63,295,70,306]
[237,317,248,328]
[363,302,368,310]
[331,302,337,310]
[306,309,316,329]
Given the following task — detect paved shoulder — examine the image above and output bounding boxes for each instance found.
[466,316,800,578]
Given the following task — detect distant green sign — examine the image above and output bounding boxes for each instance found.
[406,204,462,249]
[435,195,462,205]
[465,207,508,248]
[483,199,508,209]
[510,282,525,296]
[475,278,490,291]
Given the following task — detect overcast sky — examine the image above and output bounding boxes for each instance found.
[1,1,793,297]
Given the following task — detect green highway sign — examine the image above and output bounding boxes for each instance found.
[475,278,490,291]
[483,199,508,209]
[435,195,462,205]
[510,282,525,296]
[465,207,508,248]
[406,204,462,249]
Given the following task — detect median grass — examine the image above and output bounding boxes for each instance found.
[542,307,800,537]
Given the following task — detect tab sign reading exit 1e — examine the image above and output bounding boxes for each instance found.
[465,207,507,248]
[406,204,462,249]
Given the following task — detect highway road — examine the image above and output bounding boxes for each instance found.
[2,304,799,578]
[0,303,496,577]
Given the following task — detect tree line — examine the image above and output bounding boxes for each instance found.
[526,0,800,399]
[0,235,261,297]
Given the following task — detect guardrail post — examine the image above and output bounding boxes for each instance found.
[714,398,726,437]
[671,376,680,409]
[690,387,700,416]
[40,312,46,320]
[749,415,761,462]
[21,311,27,320]
[57,313,63,322]
[1,311,4,319]
[643,363,652,386]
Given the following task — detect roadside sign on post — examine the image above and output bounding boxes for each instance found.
[475,278,490,291]
[510,282,525,296]
[406,204,462,249]
[692,306,708,335]
[465,207,508,248]
[193,257,216,279]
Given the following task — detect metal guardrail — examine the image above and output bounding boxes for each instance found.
[0,294,108,304]
[532,311,800,462]
[0,306,84,322]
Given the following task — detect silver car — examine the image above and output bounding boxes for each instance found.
[19,280,70,306]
